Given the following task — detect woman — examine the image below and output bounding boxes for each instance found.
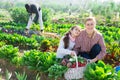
[74,17,106,63]
[56,25,81,59]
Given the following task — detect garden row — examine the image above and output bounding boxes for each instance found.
[0,32,59,51]
[0,43,120,80]
[0,23,120,67]
[0,43,59,80]
[0,23,120,79]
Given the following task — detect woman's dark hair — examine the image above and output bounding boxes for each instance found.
[63,26,76,49]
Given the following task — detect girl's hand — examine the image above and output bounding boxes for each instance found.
[61,59,66,66]
[70,51,75,56]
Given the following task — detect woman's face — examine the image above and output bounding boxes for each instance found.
[85,20,95,33]
[71,27,81,37]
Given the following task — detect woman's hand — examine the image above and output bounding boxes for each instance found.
[90,57,98,63]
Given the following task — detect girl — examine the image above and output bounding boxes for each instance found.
[56,25,81,66]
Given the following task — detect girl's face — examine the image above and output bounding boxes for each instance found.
[85,20,95,33]
[71,26,81,37]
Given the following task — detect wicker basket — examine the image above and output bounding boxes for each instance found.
[64,53,85,80]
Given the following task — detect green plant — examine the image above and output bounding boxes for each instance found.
[11,57,23,66]
[48,64,68,80]
[31,35,45,43]
[10,7,28,24]
[5,69,12,80]
[30,23,40,30]
[40,39,51,51]
[0,33,39,49]
[15,72,27,80]
[0,75,2,80]
[40,52,56,71]
[116,71,120,80]
[22,50,40,70]
[48,38,59,47]
[35,73,41,80]
[0,45,19,61]
[42,8,51,22]
[0,41,6,47]
[23,50,56,72]
[84,60,117,80]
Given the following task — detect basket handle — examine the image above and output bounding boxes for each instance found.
[73,52,78,68]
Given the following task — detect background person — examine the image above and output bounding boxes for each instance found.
[25,3,44,32]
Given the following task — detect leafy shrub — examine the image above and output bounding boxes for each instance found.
[0,45,19,61]
[84,60,118,80]
[10,7,28,24]
[11,57,23,66]
[30,23,40,30]
[31,35,45,43]
[23,50,56,72]
[48,64,68,79]
[42,8,51,22]
[40,39,51,51]
[0,41,6,47]
[15,72,27,80]
[9,7,51,25]
[0,33,39,49]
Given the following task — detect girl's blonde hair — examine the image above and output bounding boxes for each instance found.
[84,17,96,25]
